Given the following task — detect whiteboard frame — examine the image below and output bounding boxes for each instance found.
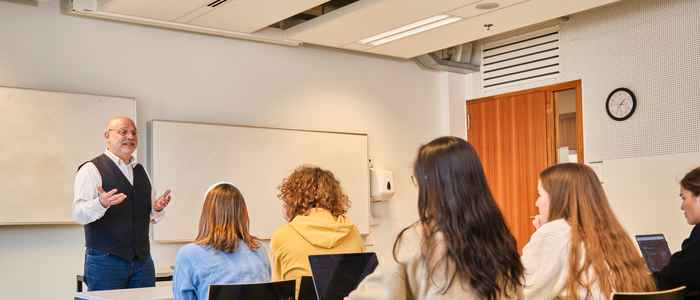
[148,120,371,243]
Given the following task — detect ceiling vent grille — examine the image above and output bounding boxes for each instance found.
[481,26,560,91]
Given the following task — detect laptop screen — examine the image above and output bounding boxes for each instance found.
[635,234,672,273]
[208,280,295,300]
[308,252,378,300]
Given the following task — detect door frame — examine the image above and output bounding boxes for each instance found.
[467,79,584,164]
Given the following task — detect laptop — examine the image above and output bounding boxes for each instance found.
[308,252,379,300]
[635,234,672,273]
[208,280,295,300]
[298,276,318,300]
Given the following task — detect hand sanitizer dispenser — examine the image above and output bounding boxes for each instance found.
[370,168,394,201]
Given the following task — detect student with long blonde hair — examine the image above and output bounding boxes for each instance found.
[173,182,270,300]
[523,163,655,299]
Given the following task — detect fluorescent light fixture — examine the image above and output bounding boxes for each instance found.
[358,15,463,46]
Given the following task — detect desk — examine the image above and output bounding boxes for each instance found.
[74,285,172,300]
[76,267,173,292]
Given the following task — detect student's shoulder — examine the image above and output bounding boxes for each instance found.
[537,219,570,235]
[393,223,424,259]
[272,224,294,239]
[529,219,571,247]
[270,224,295,245]
[177,243,208,258]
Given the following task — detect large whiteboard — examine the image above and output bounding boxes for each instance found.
[592,152,699,251]
[150,120,370,242]
[0,86,135,225]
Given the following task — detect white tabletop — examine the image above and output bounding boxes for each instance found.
[74,284,172,300]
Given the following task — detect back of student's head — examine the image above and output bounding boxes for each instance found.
[539,163,654,296]
[278,165,349,220]
[398,136,522,300]
[196,183,260,252]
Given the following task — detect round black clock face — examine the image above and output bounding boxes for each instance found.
[606,88,636,121]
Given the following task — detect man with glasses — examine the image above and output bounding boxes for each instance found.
[72,116,172,291]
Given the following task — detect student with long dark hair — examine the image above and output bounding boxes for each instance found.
[655,166,700,297]
[350,136,523,300]
[523,163,655,299]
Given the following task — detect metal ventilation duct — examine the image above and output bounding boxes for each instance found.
[414,43,480,74]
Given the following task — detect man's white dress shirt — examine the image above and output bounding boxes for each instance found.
[72,150,164,225]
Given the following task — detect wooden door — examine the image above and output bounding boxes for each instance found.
[467,91,552,251]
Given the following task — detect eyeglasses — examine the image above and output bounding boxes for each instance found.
[410,175,428,187]
[108,128,138,137]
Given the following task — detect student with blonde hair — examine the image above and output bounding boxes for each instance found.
[523,163,655,299]
[173,182,270,300]
[270,165,363,283]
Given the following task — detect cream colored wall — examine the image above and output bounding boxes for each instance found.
[0,1,451,299]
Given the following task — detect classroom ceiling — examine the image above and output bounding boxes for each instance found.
[93,0,620,59]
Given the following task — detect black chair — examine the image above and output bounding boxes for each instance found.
[208,280,295,300]
[610,286,686,300]
[299,276,318,300]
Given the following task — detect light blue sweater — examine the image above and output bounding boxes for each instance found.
[173,241,271,300]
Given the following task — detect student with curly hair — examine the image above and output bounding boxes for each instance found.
[270,165,363,284]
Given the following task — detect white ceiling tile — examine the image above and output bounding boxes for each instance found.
[188,0,329,33]
[98,0,210,21]
[450,0,531,19]
[365,0,620,58]
[286,0,481,47]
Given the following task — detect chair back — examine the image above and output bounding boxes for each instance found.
[208,280,295,300]
[610,286,686,300]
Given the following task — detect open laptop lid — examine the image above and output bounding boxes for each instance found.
[208,280,295,300]
[635,234,672,273]
[298,276,318,300]
[308,252,378,300]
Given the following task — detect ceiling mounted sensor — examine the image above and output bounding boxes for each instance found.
[415,43,479,74]
[358,15,463,47]
[475,2,500,10]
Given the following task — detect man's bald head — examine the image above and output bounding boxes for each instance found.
[104,117,138,162]
[106,117,135,131]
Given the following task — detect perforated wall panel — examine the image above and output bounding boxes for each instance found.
[474,0,700,161]
[559,0,700,161]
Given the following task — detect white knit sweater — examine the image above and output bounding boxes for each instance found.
[521,219,605,300]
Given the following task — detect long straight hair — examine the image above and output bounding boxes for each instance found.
[540,163,655,297]
[394,136,523,300]
[195,183,260,252]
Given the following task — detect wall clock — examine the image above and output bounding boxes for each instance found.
[606,87,636,121]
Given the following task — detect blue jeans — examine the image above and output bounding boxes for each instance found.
[84,247,155,291]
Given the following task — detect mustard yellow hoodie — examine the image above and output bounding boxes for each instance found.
[270,207,364,282]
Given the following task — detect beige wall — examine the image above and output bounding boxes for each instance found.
[0,1,450,299]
